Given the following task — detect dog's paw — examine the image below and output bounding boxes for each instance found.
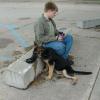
[45,76,52,80]
[69,55,75,60]
[72,77,78,85]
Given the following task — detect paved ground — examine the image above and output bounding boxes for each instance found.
[0,2,100,100]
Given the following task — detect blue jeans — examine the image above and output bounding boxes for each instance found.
[42,33,73,60]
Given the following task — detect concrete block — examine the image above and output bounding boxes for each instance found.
[77,19,100,29]
[1,50,43,89]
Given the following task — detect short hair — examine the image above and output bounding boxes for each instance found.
[44,1,58,12]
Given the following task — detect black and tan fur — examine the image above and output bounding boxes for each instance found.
[26,42,92,83]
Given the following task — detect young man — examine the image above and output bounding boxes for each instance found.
[34,1,59,45]
[26,1,73,63]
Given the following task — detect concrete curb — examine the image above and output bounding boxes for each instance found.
[1,49,43,89]
[77,19,100,29]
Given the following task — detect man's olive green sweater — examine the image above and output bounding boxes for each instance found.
[34,14,59,44]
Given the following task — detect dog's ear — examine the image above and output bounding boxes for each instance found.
[34,41,38,47]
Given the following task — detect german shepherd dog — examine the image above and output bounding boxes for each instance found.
[26,42,92,83]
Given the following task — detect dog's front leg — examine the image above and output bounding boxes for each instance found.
[46,64,54,80]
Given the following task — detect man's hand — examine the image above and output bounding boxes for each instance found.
[56,31,65,41]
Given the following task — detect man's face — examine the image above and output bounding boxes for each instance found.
[48,10,57,18]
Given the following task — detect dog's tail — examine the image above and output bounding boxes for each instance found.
[66,66,92,75]
[73,70,92,75]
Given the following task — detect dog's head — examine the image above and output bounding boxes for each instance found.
[25,42,45,64]
[33,42,52,61]
[33,42,45,58]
